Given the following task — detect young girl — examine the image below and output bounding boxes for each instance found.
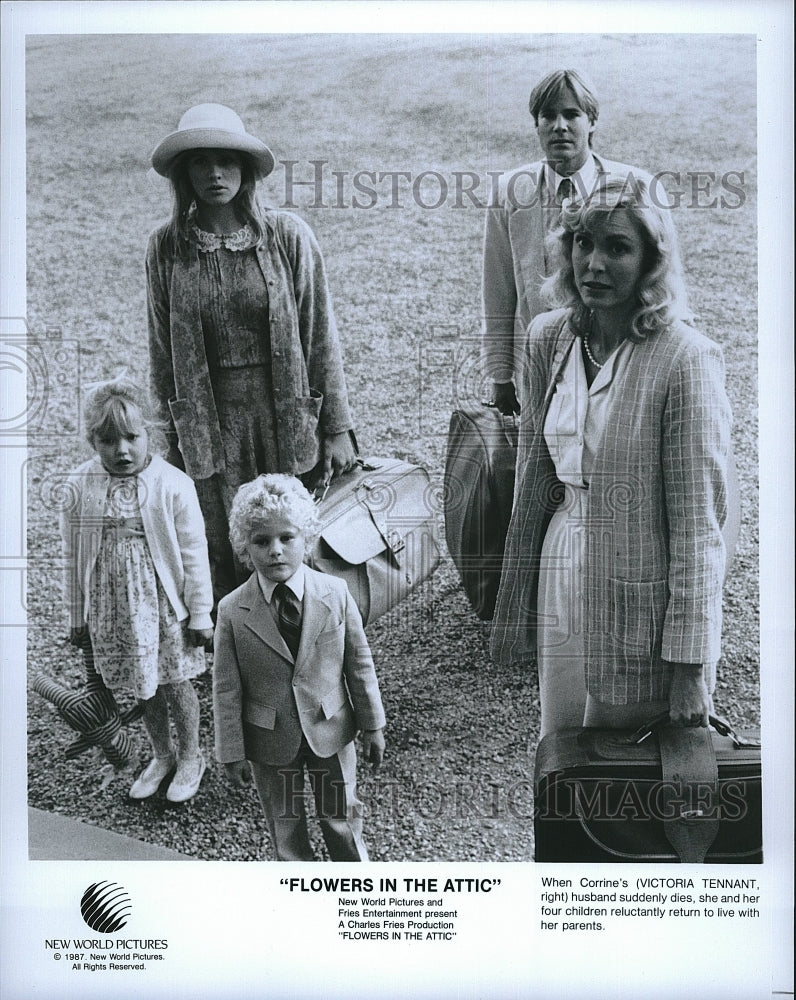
[61,375,214,802]
[147,103,358,604]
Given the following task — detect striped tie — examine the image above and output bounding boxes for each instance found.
[274,583,302,660]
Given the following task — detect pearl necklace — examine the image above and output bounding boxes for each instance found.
[583,331,603,370]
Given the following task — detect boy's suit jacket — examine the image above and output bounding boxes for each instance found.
[481,155,650,386]
[213,566,385,766]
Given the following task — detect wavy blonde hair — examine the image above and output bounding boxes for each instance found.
[83,373,164,450]
[542,175,693,339]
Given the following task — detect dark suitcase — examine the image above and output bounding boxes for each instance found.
[443,406,518,620]
[307,457,441,627]
[534,715,762,863]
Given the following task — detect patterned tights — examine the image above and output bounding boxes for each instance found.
[140,680,200,761]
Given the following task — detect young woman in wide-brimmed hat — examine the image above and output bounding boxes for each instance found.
[147,103,357,604]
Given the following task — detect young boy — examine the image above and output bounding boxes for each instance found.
[213,474,385,861]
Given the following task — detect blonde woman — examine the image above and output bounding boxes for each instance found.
[147,104,356,603]
[491,177,733,737]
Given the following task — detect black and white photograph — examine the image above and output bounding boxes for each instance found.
[1,2,792,998]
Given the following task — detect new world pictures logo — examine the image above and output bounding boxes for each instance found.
[81,882,132,932]
[44,882,168,971]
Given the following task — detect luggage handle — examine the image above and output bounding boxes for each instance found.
[481,401,519,449]
[481,400,519,427]
[312,458,380,504]
[627,713,760,749]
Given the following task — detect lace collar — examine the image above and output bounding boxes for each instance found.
[190,221,257,253]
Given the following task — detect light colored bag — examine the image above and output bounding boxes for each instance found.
[307,457,441,626]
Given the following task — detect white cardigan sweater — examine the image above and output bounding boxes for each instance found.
[60,454,213,631]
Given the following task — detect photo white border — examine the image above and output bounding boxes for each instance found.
[2,2,792,998]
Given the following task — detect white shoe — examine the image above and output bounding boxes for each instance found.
[166,754,206,803]
[129,755,175,800]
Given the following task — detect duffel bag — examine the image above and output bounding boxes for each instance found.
[533,714,762,863]
[443,405,518,620]
[306,457,440,626]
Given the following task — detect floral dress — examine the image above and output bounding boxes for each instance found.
[191,221,282,599]
[88,474,206,700]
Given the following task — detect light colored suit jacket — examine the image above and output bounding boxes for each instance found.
[213,567,385,766]
[481,155,649,386]
[490,310,732,705]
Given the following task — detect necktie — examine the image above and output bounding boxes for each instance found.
[556,177,575,206]
[547,177,575,232]
[274,583,302,660]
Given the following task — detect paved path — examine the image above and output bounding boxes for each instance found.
[28,807,192,861]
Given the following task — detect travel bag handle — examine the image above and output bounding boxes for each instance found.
[627,713,760,749]
[658,726,721,863]
[481,400,518,446]
[312,457,379,505]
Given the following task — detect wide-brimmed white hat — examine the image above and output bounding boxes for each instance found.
[151,103,275,179]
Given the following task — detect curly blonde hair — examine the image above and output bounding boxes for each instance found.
[542,175,694,339]
[229,474,321,569]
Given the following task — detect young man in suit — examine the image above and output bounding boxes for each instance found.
[482,68,650,415]
[213,474,385,861]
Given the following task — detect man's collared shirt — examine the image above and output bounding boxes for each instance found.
[544,152,598,202]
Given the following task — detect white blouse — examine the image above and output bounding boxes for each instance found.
[543,336,634,487]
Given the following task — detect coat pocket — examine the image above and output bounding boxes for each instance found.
[243,700,277,730]
[168,397,218,479]
[320,684,349,720]
[611,578,668,655]
[316,622,344,648]
[292,389,324,470]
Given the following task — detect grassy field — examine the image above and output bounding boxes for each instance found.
[24,33,758,861]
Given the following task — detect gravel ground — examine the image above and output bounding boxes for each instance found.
[28,558,541,862]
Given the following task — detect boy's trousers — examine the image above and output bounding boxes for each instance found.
[250,738,368,861]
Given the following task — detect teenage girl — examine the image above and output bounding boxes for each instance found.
[147,103,357,603]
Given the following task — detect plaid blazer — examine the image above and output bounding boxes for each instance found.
[490,309,732,705]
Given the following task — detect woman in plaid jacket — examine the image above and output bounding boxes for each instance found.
[490,177,733,736]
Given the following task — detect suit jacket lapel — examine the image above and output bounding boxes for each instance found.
[293,571,334,674]
[241,575,292,662]
[511,161,547,325]
[544,318,578,412]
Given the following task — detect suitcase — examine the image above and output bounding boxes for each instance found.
[306,456,441,627]
[534,715,762,863]
[443,406,518,620]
